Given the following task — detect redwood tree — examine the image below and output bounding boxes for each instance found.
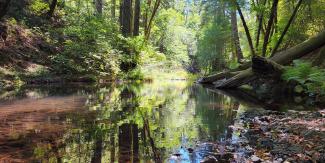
[133,0,140,36]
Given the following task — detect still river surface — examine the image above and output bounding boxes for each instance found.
[0,80,318,162]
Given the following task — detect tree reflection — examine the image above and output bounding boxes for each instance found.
[0,81,242,162]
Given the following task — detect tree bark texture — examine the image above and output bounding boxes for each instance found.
[120,0,133,37]
[230,8,244,63]
[133,0,140,36]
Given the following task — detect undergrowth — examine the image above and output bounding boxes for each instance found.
[282,60,325,95]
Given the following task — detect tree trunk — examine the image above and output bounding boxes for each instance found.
[111,0,116,19]
[91,135,103,163]
[271,0,303,56]
[0,0,11,20]
[235,1,256,56]
[94,0,103,15]
[255,0,266,50]
[230,8,244,63]
[144,0,152,36]
[145,0,161,40]
[120,0,133,37]
[198,71,241,84]
[262,0,279,57]
[251,56,284,76]
[133,0,140,36]
[48,0,58,18]
[119,0,123,25]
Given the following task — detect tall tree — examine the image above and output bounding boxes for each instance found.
[133,0,140,36]
[230,7,244,63]
[255,0,267,50]
[0,0,11,20]
[271,0,303,56]
[94,0,103,15]
[111,0,116,19]
[262,0,279,57]
[235,1,256,56]
[144,0,152,36]
[120,0,133,37]
[145,0,161,40]
[48,0,58,18]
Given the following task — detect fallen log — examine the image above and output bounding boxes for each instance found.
[197,71,241,84]
[199,30,325,85]
[198,61,253,84]
[213,30,325,88]
[214,68,255,88]
[251,56,284,76]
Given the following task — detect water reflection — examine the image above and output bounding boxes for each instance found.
[0,81,312,162]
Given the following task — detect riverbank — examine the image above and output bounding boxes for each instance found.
[199,108,325,163]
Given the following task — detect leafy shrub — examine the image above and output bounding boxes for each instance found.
[282,60,325,95]
[50,12,123,78]
[29,0,49,16]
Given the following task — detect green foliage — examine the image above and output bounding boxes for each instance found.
[282,60,325,95]
[196,19,230,73]
[151,8,194,64]
[29,0,49,16]
[49,3,122,78]
[124,68,144,80]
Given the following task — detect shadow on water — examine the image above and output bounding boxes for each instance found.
[0,81,321,162]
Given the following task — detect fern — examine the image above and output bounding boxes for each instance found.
[282,60,325,95]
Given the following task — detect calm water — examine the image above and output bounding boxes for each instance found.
[0,81,319,162]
